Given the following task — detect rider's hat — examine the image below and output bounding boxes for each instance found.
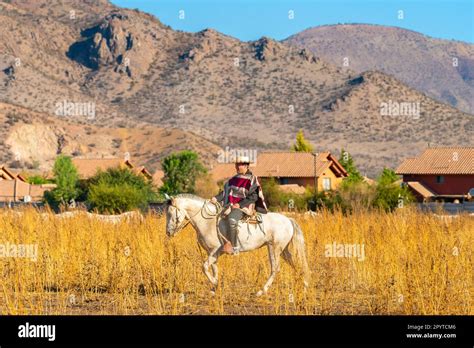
[235,155,250,164]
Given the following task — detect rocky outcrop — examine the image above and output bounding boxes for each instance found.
[0,56,18,87]
[67,12,151,78]
[89,14,133,68]
[253,37,281,61]
[180,29,234,64]
[298,48,319,63]
[5,124,60,167]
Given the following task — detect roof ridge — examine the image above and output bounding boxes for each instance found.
[260,150,316,153]
[425,146,474,149]
[73,157,122,160]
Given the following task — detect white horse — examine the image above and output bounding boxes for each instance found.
[164,193,310,296]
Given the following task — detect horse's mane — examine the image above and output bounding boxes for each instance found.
[174,193,206,203]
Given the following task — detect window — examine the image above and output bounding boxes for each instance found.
[436,175,444,184]
[323,177,331,191]
[280,178,289,185]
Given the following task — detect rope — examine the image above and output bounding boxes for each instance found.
[205,200,231,244]
[202,200,222,218]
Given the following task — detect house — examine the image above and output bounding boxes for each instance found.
[152,169,164,188]
[0,164,55,202]
[71,157,152,180]
[0,165,26,182]
[212,151,348,192]
[396,147,474,202]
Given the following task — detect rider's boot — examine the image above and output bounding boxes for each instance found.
[227,216,240,255]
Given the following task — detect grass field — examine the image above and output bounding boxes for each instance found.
[0,208,472,315]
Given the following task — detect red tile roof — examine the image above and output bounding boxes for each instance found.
[212,151,347,182]
[72,158,151,179]
[0,165,27,182]
[396,147,474,175]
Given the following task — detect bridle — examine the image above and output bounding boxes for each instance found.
[168,199,222,236]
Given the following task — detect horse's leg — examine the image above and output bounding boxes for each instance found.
[282,248,296,270]
[209,262,219,295]
[256,243,281,297]
[202,248,219,293]
[210,252,219,281]
[209,250,222,295]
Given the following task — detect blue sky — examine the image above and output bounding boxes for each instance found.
[111,0,474,43]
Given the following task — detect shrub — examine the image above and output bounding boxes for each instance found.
[311,190,347,213]
[260,178,313,211]
[86,167,157,214]
[338,182,376,213]
[87,181,145,214]
[27,175,54,185]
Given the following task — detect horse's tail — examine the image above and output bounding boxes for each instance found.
[284,218,311,287]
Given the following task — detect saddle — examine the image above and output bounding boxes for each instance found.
[220,205,262,224]
[241,212,263,224]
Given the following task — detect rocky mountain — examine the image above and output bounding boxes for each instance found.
[284,24,474,114]
[0,102,222,173]
[1,1,473,177]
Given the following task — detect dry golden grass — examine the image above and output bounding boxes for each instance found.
[0,208,472,315]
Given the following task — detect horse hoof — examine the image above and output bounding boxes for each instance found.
[255,290,264,297]
[210,290,216,296]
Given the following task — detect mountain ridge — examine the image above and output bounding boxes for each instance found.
[1,1,472,177]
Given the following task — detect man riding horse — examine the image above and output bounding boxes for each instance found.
[210,155,268,255]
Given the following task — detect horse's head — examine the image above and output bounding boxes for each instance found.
[164,194,187,237]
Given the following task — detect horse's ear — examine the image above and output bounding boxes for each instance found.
[163,193,174,206]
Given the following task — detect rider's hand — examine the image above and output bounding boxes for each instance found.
[232,203,240,209]
[210,197,217,204]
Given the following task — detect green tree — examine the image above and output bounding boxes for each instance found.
[376,167,399,186]
[159,150,206,195]
[44,155,79,208]
[339,148,364,186]
[290,130,314,152]
[86,167,157,214]
[373,168,412,212]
